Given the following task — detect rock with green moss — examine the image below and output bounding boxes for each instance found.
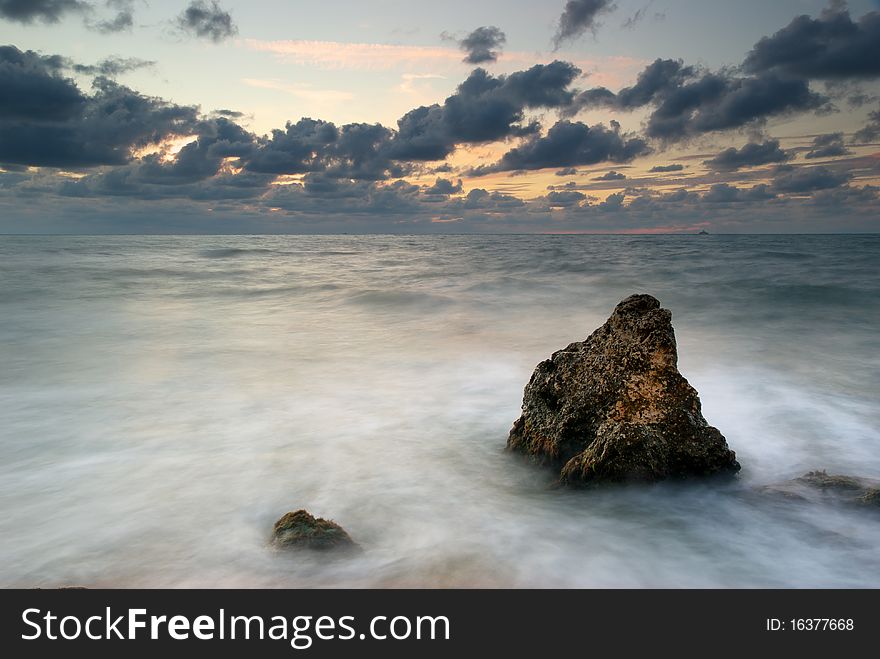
[507,294,740,485]
[272,510,357,551]
[759,471,880,508]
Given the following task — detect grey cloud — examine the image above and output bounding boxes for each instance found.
[804,132,851,159]
[0,46,83,121]
[89,0,135,33]
[72,56,155,77]
[566,58,695,114]
[0,0,87,24]
[704,139,791,171]
[0,47,199,167]
[772,165,850,193]
[649,164,684,172]
[545,189,587,206]
[853,106,880,143]
[703,183,775,203]
[594,170,626,180]
[456,188,525,210]
[555,167,578,176]
[553,0,617,48]
[646,72,826,140]
[389,61,580,162]
[244,118,338,175]
[471,120,650,174]
[622,1,653,30]
[457,26,506,65]
[423,177,463,196]
[178,1,237,42]
[567,55,828,140]
[743,5,880,80]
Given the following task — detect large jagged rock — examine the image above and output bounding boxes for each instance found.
[272,510,357,551]
[507,294,740,485]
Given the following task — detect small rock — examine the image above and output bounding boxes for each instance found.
[507,294,740,485]
[272,510,357,551]
[758,471,880,509]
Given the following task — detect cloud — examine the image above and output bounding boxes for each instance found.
[570,57,828,140]
[0,45,87,121]
[545,189,587,206]
[556,167,578,176]
[71,56,155,77]
[702,182,775,203]
[704,139,791,171]
[388,61,580,161]
[0,0,136,33]
[0,46,198,167]
[471,119,650,174]
[594,170,626,180]
[771,165,850,193]
[455,26,506,65]
[804,132,851,158]
[239,62,582,180]
[649,163,683,172]
[553,0,617,48]
[853,106,880,143]
[177,1,237,42]
[0,0,87,24]
[565,58,694,114]
[422,177,463,196]
[743,4,880,80]
[89,0,135,33]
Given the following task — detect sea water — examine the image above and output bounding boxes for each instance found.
[1,234,878,587]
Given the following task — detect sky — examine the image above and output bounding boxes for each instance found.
[0,0,879,233]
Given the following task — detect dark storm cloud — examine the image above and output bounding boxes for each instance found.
[853,106,880,143]
[649,164,683,172]
[742,4,880,80]
[771,165,850,193]
[456,26,506,65]
[553,0,617,48]
[72,56,155,77]
[0,47,199,167]
[178,1,237,42]
[703,139,791,171]
[804,132,851,159]
[594,170,626,180]
[0,0,87,24]
[388,61,580,162]
[471,120,650,174]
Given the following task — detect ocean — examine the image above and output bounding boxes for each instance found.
[1,234,878,587]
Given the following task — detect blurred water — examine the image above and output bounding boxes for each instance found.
[0,234,878,588]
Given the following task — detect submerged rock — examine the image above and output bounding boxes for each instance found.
[272,510,357,551]
[758,471,880,509]
[507,294,740,485]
